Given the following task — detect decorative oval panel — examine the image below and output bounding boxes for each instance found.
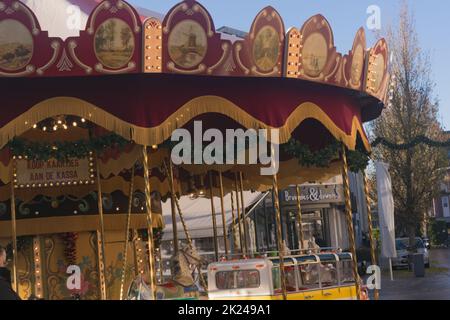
[302,32,328,77]
[168,19,208,69]
[162,0,231,75]
[252,25,280,72]
[233,6,285,77]
[299,15,341,83]
[350,44,364,85]
[0,19,34,71]
[343,28,366,90]
[94,18,135,70]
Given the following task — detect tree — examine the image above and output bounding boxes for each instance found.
[371,3,447,249]
[105,20,116,51]
[95,25,106,51]
[120,27,132,51]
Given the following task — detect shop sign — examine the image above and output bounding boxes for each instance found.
[14,157,95,189]
[281,184,344,205]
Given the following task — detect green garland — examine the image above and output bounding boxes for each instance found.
[282,139,370,173]
[7,133,371,172]
[372,136,450,150]
[8,133,129,161]
[347,149,370,173]
[282,140,341,168]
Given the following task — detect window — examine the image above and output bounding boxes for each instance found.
[443,196,450,218]
[338,260,354,284]
[302,211,328,248]
[272,265,298,292]
[320,262,338,287]
[272,267,281,291]
[216,270,260,290]
[284,265,297,292]
[298,263,320,290]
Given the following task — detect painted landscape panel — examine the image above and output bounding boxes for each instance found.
[168,20,207,69]
[0,19,33,71]
[94,18,135,69]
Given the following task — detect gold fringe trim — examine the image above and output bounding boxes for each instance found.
[0,96,370,151]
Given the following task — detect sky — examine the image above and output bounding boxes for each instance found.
[129,0,450,129]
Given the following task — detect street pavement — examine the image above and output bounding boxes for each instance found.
[375,249,450,300]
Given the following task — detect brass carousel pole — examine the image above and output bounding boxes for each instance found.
[295,185,305,251]
[363,172,380,300]
[238,172,249,255]
[132,230,140,277]
[168,158,179,255]
[218,172,229,257]
[163,160,208,291]
[233,174,244,255]
[119,164,135,300]
[142,146,157,300]
[273,173,287,300]
[341,144,361,300]
[95,154,107,300]
[174,193,208,290]
[10,161,18,293]
[208,171,219,261]
[164,161,193,246]
[230,187,237,255]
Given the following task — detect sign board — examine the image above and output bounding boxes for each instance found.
[280,184,344,206]
[14,157,95,189]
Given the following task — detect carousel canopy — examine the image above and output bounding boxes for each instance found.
[0,0,389,150]
[0,0,390,201]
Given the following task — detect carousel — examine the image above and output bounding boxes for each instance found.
[0,0,390,300]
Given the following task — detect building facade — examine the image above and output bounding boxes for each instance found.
[430,131,450,231]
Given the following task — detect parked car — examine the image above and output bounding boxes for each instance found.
[392,237,430,269]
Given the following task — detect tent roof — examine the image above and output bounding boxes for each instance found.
[23,1,243,43]
[162,191,266,240]
[24,0,163,39]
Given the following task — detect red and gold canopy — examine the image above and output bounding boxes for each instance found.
[0,0,389,151]
[0,0,390,235]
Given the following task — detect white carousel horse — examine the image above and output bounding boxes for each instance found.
[127,245,204,300]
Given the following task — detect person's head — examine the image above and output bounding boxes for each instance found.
[0,245,6,268]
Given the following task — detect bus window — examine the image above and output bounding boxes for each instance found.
[273,266,299,292]
[272,267,281,291]
[284,266,297,292]
[320,262,338,287]
[338,260,355,284]
[216,270,260,290]
[298,263,320,290]
[238,270,260,288]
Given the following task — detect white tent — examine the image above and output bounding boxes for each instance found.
[376,161,397,259]
[23,0,163,39]
[162,191,265,240]
[23,0,245,42]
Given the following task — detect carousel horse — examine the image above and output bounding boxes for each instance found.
[127,245,204,300]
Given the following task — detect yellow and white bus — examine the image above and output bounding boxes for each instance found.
[208,253,367,300]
